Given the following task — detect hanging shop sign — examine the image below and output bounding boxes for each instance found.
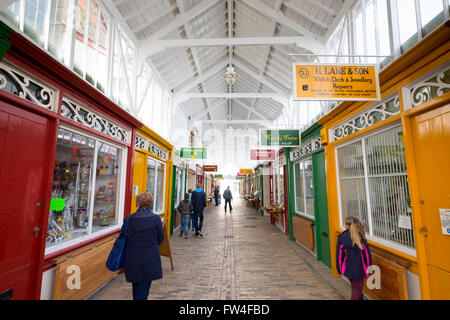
[239,169,253,175]
[293,63,381,101]
[214,174,224,180]
[260,129,300,147]
[180,147,207,159]
[203,165,218,172]
[250,149,276,160]
[236,175,245,179]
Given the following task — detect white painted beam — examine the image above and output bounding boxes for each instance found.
[240,0,324,45]
[192,98,228,119]
[233,60,287,94]
[200,120,270,124]
[234,99,269,120]
[176,92,289,99]
[324,0,357,40]
[145,0,222,40]
[131,4,178,33]
[123,0,160,20]
[102,0,138,44]
[174,58,228,93]
[283,0,329,30]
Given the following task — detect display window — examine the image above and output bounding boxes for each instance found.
[146,157,166,214]
[335,124,415,253]
[46,127,126,254]
[293,157,314,219]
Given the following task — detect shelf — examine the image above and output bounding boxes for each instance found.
[94,200,115,204]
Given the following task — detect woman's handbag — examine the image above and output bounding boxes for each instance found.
[106,216,130,271]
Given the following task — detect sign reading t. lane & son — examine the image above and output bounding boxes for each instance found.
[293,63,381,101]
[259,129,300,147]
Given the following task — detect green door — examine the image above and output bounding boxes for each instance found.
[313,150,331,268]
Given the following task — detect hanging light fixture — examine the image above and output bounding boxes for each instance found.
[224,66,239,85]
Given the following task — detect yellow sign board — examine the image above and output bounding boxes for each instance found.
[239,169,253,175]
[293,63,380,101]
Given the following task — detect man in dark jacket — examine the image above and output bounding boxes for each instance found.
[190,183,206,237]
[124,192,165,300]
[223,186,233,212]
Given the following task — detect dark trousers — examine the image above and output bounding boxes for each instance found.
[132,281,152,300]
[194,210,204,233]
[214,194,219,205]
[224,199,232,211]
[349,279,364,300]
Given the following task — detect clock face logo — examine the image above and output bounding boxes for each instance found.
[298,68,309,79]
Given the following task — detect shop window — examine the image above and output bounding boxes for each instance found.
[92,142,122,233]
[336,125,415,251]
[146,157,166,214]
[47,128,125,252]
[293,158,314,219]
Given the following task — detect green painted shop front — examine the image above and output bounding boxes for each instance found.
[286,123,331,269]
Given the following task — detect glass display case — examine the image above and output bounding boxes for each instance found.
[46,127,125,252]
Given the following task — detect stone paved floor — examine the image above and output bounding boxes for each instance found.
[89,198,351,300]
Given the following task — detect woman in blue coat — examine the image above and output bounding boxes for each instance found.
[336,216,372,300]
[123,192,164,300]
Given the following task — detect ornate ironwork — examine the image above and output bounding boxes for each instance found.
[311,136,322,151]
[409,67,450,107]
[330,95,400,142]
[0,62,57,111]
[135,135,148,150]
[149,141,168,161]
[61,97,130,143]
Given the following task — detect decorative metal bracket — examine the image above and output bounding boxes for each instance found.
[0,61,57,111]
[329,94,400,142]
[61,96,130,143]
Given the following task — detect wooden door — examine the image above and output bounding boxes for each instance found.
[411,103,450,299]
[130,151,146,214]
[0,103,52,299]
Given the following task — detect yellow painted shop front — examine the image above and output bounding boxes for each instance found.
[131,126,174,225]
[320,23,449,300]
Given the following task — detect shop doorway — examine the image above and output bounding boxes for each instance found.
[0,103,52,299]
[313,151,331,269]
[411,101,450,299]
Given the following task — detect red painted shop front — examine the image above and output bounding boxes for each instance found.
[0,30,142,300]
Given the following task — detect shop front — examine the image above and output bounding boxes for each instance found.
[321,23,450,300]
[0,24,141,300]
[266,150,288,234]
[131,125,174,228]
[286,124,331,268]
[170,155,186,235]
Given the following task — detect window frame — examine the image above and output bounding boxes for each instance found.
[334,121,416,257]
[293,156,315,221]
[146,155,166,215]
[45,123,127,256]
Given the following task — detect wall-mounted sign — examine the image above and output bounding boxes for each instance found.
[260,129,300,147]
[239,169,253,175]
[293,63,380,101]
[250,149,276,160]
[180,147,207,159]
[203,165,218,172]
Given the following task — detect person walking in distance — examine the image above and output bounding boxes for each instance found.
[177,193,193,239]
[190,183,206,237]
[223,186,233,212]
[214,185,220,206]
[187,189,195,231]
[336,216,372,300]
[124,192,164,300]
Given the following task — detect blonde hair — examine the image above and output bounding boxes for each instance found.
[136,192,153,209]
[345,216,366,249]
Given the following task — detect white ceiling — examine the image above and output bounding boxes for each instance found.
[112,0,351,126]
